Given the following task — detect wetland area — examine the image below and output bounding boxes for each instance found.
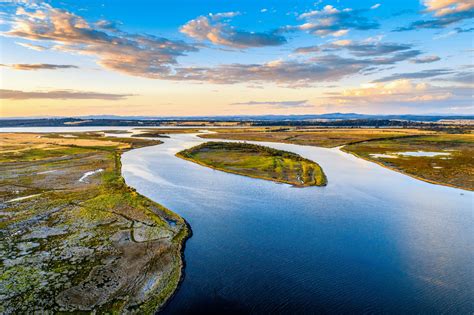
[0,131,189,313]
[1,127,472,314]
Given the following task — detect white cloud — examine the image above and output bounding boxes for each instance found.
[410,55,441,63]
[424,0,473,17]
[0,89,132,100]
[396,0,474,30]
[180,12,286,48]
[6,4,197,79]
[15,42,48,51]
[290,5,379,37]
[328,79,456,104]
[1,63,78,70]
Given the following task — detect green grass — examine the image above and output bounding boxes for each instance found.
[0,146,94,163]
[177,142,327,186]
[342,134,474,190]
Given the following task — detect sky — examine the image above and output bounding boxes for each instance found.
[0,0,472,117]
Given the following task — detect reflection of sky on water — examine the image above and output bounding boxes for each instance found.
[121,133,472,314]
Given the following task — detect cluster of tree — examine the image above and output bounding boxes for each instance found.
[251,119,432,128]
[2,117,471,129]
[0,118,162,127]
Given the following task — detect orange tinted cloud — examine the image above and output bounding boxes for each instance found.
[7,4,197,79]
[0,89,133,100]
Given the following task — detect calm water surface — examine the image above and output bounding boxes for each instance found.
[2,128,472,313]
[120,134,473,314]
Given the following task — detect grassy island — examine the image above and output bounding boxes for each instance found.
[132,127,218,138]
[177,142,327,187]
[0,132,190,313]
[342,134,474,191]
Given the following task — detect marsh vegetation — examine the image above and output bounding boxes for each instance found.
[199,128,430,147]
[177,142,326,187]
[0,132,189,313]
[342,134,474,190]
[132,127,227,138]
[201,127,473,190]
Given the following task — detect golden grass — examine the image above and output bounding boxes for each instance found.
[342,134,474,190]
[200,128,433,148]
[0,133,124,150]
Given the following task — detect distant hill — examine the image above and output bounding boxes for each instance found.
[0,113,472,128]
[73,113,474,121]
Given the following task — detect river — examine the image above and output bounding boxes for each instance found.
[120,133,473,314]
[2,127,472,313]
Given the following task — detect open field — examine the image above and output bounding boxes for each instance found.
[133,127,279,138]
[132,128,207,138]
[200,128,432,148]
[177,142,326,187]
[0,132,189,313]
[130,127,271,139]
[160,121,248,127]
[342,134,474,190]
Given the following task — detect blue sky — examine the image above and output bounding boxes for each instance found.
[0,0,472,116]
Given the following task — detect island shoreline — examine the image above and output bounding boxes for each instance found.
[340,147,472,192]
[175,142,327,187]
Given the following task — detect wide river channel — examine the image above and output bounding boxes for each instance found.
[120,133,473,314]
[2,127,472,313]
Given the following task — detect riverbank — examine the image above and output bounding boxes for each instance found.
[198,128,431,147]
[341,134,474,191]
[0,132,190,313]
[197,128,472,191]
[176,141,327,187]
[122,133,473,314]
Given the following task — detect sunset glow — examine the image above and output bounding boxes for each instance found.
[1,0,472,117]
